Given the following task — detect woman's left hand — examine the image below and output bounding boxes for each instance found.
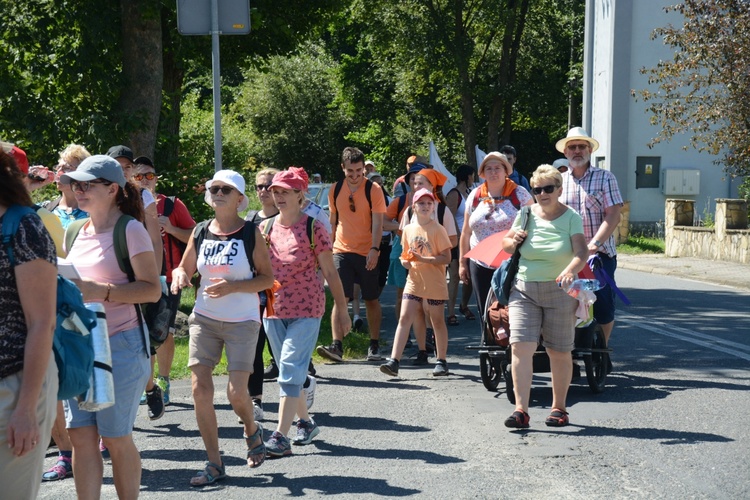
[7,407,40,457]
[204,277,233,298]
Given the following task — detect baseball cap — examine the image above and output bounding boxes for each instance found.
[412,188,436,203]
[106,145,134,162]
[60,155,127,188]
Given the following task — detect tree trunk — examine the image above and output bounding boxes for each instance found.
[117,0,163,158]
[159,5,184,170]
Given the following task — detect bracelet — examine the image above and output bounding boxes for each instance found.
[370,246,380,252]
[104,283,112,302]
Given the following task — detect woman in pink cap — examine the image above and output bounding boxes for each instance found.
[260,167,350,457]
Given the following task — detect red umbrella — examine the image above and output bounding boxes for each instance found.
[464,230,512,268]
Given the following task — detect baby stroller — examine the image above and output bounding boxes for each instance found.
[469,288,611,404]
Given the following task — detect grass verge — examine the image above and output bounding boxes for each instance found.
[616,235,665,254]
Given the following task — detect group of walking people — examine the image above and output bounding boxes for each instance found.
[0,126,623,498]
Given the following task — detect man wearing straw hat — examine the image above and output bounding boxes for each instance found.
[556,127,623,372]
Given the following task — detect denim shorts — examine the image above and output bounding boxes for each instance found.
[65,327,150,437]
[263,317,321,398]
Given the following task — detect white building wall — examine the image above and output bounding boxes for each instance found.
[585,0,742,226]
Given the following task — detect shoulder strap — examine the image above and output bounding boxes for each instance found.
[260,216,276,246]
[471,182,486,211]
[305,215,316,251]
[510,188,521,210]
[64,218,88,256]
[162,196,176,218]
[2,205,37,266]
[113,215,137,280]
[437,203,446,225]
[245,209,260,224]
[520,205,531,230]
[364,179,373,210]
[241,220,257,270]
[397,194,407,216]
[46,196,62,212]
[332,180,344,228]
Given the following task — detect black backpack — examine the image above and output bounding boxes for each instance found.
[332,179,387,228]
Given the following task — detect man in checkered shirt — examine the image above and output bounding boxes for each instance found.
[557,127,624,360]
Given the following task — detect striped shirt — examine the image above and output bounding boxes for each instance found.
[560,166,623,257]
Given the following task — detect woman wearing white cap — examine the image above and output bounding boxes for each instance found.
[171,169,274,485]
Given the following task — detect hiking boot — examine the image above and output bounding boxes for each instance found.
[432,359,449,377]
[412,350,429,366]
[146,384,165,421]
[317,343,343,362]
[155,376,170,406]
[379,358,399,377]
[263,361,279,380]
[305,376,317,410]
[292,418,320,445]
[42,456,73,481]
[367,343,383,361]
[265,431,292,457]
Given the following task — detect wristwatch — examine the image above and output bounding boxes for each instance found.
[593,239,603,248]
[370,246,380,252]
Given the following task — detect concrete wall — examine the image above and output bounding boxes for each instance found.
[585,0,745,230]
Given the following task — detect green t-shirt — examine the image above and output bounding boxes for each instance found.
[513,206,584,282]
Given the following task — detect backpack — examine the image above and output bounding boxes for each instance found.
[66,216,170,351]
[2,205,98,400]
[470,182,521,212]
[332,179,387,228]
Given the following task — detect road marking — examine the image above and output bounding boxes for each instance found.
[620,313,750,362]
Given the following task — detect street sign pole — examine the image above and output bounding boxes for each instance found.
[211,0,222,172]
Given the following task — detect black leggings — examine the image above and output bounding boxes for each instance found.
[469,260,495,319]
[247,304,267,398]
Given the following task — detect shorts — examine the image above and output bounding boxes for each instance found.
[403,293,444,306]
[188,312,260,373]
[508,280,578,352]
[65,327,150,437]
[386,236,407,288]
[333,252,381,301]
[263,317,321,398]
[593,253,617,324]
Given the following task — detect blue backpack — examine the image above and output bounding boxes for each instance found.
[2,205,98,400]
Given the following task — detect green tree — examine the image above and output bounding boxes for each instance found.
[635,0,750,178]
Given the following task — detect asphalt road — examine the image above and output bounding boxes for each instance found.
[38,267,750,499]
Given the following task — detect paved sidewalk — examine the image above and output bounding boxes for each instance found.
[617,253,750,291]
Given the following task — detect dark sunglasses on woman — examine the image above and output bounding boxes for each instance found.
[531,185,557,195]
[133,172,156,181]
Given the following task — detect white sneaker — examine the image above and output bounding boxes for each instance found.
[253,399,264,421]
[305,376,317,410]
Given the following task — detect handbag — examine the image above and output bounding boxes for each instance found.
[492,206,531,305]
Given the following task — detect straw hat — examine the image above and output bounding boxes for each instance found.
[555,127,600,153]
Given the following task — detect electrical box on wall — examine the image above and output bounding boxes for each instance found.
[662,169,700,195]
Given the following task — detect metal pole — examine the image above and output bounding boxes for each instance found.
[211,0,222,172]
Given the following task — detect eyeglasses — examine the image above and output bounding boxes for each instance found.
[348,194,356,212]
[70,180,112,192]
[133,172,156,181]
[566,143,589,151]
[208,185,235,195]
[255,184,272,192]
[531,185,558,195]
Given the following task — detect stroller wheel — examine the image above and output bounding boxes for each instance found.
[503,356,515,404]
[584,322,608,393]
[479,353,502,391]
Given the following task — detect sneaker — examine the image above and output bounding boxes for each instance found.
[412,350,429,366]
[308,360,317,377]
[305,376,317,410]
[367,343,383,361]
[353,315,364,331]
[42,456,73,481]
[146,384,165,421]
[317,343,343,362]
[139,391,147,405]
[253,399,264,421]
[99,439,110,462]
[155,376,170,406]
[292,418,320,445]
[263,361,279,380]
[379,358,399,377]
[432,359,449,377]
[265,431,292,457]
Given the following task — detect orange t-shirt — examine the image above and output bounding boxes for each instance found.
[329,180,387,256]
[400,219,452,300]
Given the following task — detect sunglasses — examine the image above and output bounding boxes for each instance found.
[348,193,356,212]
[70,180,112,192]
[255,184,272,191]
[208,185,235,195]
[567,143,589,151]
[133,172,156,181]
[531,185,558,195]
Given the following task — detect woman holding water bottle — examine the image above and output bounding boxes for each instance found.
[501,164,587,429]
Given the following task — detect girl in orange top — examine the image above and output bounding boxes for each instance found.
[379,189,453,377]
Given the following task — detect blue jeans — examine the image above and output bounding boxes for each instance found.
[594,253,617,324]
[263,317,321,398]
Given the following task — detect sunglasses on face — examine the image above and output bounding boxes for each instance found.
[255,184,272,192]
[567,144,589,151]
[133,172,156,181]
[70,180,112,192]
[348,194,356,212]
[208,185,235,195]
[531,185,558,195]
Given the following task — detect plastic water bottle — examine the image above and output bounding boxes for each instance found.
[561,279,601,298]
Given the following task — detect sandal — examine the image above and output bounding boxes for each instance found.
[244,423,266,468]
[545,408,569,427]
[504,410,530,429]
[459,306,476,321]
[190,461,226,487]
[446,315,459,326]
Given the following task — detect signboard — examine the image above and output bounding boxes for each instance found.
[177,0,250,35]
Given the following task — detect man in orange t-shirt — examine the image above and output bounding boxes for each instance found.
[317,147,387,362]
